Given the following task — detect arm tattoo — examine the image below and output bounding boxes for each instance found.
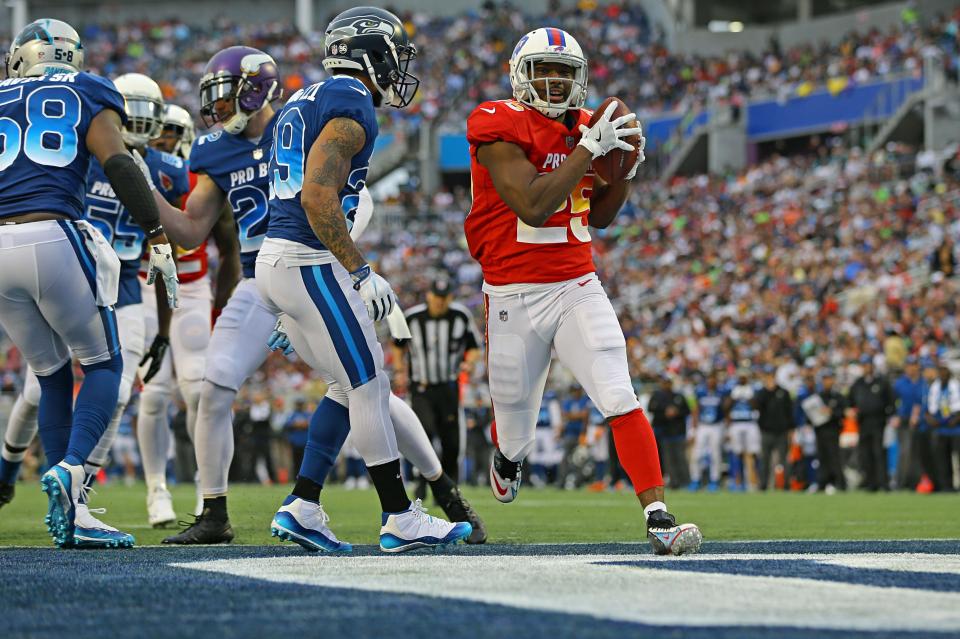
[303,118,367,271]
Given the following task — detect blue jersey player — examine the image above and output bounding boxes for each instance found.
[0,73,188,531]
[153,23,481,548]
[690,372,730,491]
[144,45,282,544]
[0,19,178,548]
[256,6,470,552]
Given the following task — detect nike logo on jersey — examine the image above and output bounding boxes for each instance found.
[577,279,590,287]
[479,107,496,114]
[349,85,368,96]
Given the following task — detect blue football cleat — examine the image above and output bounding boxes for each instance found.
[271,495,351,553]
[380,499,472,553]
[40,462,83,548]
[687,480,701,492]
[73,504,135,549]
[707,481,719,492]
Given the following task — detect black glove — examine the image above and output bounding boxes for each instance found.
[139,335,170,384]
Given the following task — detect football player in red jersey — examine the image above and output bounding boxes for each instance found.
[466,27,701,555]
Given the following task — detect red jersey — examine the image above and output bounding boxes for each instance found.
[139,170,209,284]
[465,99,595,286]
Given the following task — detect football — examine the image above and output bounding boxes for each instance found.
[587,96,640,183]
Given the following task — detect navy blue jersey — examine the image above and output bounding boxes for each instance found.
[0,72,125,220]
[85,147,188,307]
[190,125,272,278]
[266,75,378,251]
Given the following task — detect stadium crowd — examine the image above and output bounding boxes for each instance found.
[3,2,957,134]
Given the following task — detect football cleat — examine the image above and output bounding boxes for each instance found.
[646,509,702,556]
[379,499,472,553]
[73,504,135,549]
[271,495,351,553]
[162,511,235,545]
[0,480,14,509]
[490,449,522,503]
[147,485,177,528]
[40,462,84,548]
[436,486,487,544]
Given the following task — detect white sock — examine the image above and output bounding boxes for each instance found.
[3,394,38,462]
[195,380,236,496]
[643,501,667,520]
[389,393,442,479]
[138,388,172,482]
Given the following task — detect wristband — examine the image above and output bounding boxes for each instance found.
[350,264,372,288]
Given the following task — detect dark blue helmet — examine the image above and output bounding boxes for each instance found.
[322,7,419,108]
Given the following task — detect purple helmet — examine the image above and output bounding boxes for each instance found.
[199,46,281,134]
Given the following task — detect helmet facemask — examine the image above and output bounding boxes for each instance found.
[122,94,164,148]
[512,52,587,119]
[199,72,278,135]
[366,39,419,108]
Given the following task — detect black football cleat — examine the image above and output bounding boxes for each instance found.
[0,480,14,509]
[646,509,702,556]
[162,511,235,545]
[437,486,487,544]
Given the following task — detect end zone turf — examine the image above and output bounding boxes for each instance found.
[1,541,959,638]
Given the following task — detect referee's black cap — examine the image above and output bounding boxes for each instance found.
[430,278,452,297]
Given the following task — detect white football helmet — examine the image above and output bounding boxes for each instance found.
[160,104,195,159]
[509,28,587,119]
[114,73,164,148]
[5,19,84,79]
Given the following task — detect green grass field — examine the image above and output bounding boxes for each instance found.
[1,481,958,546]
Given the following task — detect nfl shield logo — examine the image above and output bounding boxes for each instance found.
[499,310,508,322]
[253,148,263,160]
[565,136,576,148]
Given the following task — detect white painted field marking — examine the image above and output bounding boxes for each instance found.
[172,553,960,632]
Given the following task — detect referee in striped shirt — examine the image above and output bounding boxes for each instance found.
[394,278,482,490]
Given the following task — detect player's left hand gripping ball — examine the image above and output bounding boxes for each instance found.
[147,242,179,308]
[268,320,295,355]
[351,264,396,322]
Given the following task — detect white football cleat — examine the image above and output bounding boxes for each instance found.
[379,499,472,553]
[489,450,522,503]
[646,509,702,556]
[147,484,177,528]
[271,495,351,552]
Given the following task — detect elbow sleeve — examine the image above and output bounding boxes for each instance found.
[103,153,163,238]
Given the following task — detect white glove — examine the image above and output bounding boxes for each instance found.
[131,149,157,191]
[350,264,395,322]
[625,130,647,180]
[577,101,642,159]
[146,242,179,308]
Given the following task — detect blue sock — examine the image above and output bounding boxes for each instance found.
[0,458,21,484]
[730,453,743,485]
[299,397,351,486]
[64,355,121,467]
[36,361,75,466]
[346,457,366,478]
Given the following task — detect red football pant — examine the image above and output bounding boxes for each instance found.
[609,408,663,494]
